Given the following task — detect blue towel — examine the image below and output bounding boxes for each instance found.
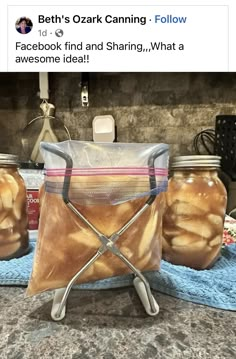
[0,234,236,311]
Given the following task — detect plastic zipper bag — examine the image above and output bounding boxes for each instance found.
[27,141,169,296]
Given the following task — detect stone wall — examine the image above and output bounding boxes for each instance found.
[0,72,236,160]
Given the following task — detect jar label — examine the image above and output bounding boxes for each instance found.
[27,190,39,230]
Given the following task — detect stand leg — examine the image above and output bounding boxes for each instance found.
[51,288,67,321]
[117,253,159,316]
[51,251,102,321]
[133,277,159,316]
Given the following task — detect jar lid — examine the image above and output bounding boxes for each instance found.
[0,154,19,166]
[171,155,221,168]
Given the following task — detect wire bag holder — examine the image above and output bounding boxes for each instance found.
[41,142,168,321]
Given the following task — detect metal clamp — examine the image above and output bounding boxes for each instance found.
[40,143,168,320]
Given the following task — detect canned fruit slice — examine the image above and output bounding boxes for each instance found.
[0,183,13,210]
[209,235,222,247]
[172,239,208,253]
[138,211,158,257]
[0,216,15,230]
[170,200,205,217]
[175,217,214,239]
[3,174,19,200]
[171,232,206,247]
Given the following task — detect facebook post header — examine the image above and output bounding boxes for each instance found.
[0,0,233,72]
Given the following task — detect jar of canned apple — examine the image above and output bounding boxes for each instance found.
[162,156,227,269]
[0,154,29,260]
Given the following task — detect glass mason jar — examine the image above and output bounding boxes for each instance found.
[162,156,227,269]
[0,154,29,260]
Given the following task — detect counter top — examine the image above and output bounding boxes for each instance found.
[0,287,235,359]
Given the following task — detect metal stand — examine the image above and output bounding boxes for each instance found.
[41,143,167,320]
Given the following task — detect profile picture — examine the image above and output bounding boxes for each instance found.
[15,17,33,34]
